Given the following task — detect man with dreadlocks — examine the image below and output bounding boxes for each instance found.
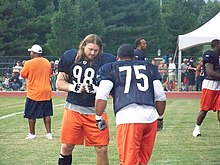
[56,34,116,165]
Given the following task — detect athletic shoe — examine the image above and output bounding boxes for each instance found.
[157,118,163,131]
[192,127,201,137]
[45,133,52,140]
[25,133,36,140]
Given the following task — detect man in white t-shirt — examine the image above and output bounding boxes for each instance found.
[168,58,176,81]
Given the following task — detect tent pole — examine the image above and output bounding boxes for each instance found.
[177,50,182,91]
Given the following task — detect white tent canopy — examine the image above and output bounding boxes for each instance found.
[178,12,220,51]
[177,12,220,90]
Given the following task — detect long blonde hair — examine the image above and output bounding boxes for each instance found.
[74,34,103,63]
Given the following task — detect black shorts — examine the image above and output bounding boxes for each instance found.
[24,98,53,119]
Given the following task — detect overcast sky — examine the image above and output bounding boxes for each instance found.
[204,0,220,2]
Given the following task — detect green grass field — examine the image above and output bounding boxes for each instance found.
[0,96,219,165]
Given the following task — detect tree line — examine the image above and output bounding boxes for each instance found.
[0,0,219,61]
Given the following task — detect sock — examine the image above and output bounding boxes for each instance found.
[195,124,200,129]
[158,115,164,120]
[58,154,72,165]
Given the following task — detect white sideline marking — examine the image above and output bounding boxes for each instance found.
[0,104,64,120]
[0,112,23,119]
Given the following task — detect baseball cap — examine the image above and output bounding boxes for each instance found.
[28,44,43,54]
[117,44,134,58]
[55,60,59,65]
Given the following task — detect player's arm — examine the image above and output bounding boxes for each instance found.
[95,80,113,130]
[56,72,70,92]
[153,80,166,117]
[205,63,220,80]
[95,80,113,115]
[95,99,107,116]
[56,72,85,93]
[56,71,84,93]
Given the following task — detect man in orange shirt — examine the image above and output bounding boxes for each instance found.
[20,44,53,140]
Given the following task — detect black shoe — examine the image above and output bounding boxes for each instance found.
[157,118,163,131]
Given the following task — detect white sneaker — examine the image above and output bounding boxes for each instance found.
[25,133,37,140]
[192,127,201,137]
[45,133,52,139]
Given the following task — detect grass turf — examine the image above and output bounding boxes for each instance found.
[0,97,219,165]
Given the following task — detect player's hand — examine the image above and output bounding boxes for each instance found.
[68,83,84,93]
[84,83,97,94]
[96,119,107,131]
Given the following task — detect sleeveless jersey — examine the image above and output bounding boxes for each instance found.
[203,50,220,80]
[58,49,116,107]
[97,60,162,114]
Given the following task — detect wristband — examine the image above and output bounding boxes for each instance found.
[95,115,102,120]
[68,84,75,92]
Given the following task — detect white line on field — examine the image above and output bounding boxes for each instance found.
[0,111,23,119]
[0,104,64,120]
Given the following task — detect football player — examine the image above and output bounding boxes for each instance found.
[192,39,220,137]
[56,34,116,165]
[95,44,166,164]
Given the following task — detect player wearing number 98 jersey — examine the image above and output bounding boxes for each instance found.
[58,49,115,107]
[95,44,166,165]
[56,34,116,165]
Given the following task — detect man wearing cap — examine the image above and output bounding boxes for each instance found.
[20,44,53,140]
[95,44,166,165]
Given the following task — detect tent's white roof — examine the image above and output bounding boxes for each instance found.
[178,12,220,51]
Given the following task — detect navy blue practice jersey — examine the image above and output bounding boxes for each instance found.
[134,49,146,61]
[58,49,116,107]
[203,50,220,80]
[97,60,162,114]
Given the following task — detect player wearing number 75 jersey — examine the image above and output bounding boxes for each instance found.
[56,34,116,165]
[95,44,166,165]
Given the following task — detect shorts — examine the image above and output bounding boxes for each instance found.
[116,120,157,165]
[24,97,53,119]
[200,88,220,111]
[60,108,110,146]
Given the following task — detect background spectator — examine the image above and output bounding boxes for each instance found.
[50,60,59,91]
[180,58,188,90]
[195,61,205,91]
[9,72,21,91]
[158,60,168,83]
[186,58,197,91]
[168,57,176,82]
[163,79,176,92]
[2,76,10,90]
[12,61,22,74]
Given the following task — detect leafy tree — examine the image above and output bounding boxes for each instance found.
[0,0,36,57]
[0,0,54,58]
[198,1,220,25]
[99,0,161,57]
[161,0,208,59]
[0,0,219,62]
[47,0,105,57]
[46,0,79,56]
[31,0,55,55]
